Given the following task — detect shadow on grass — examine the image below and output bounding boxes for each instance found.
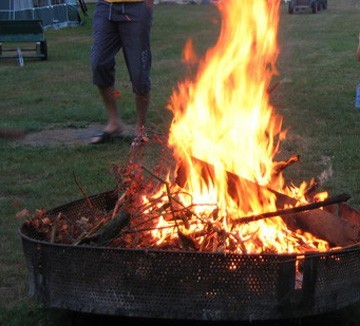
[2,301,358,326]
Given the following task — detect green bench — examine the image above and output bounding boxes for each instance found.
[0,19,48,65]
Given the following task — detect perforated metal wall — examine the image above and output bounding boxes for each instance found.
[19,191,360,321]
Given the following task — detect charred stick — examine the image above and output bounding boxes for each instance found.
[72,171,94,209]
[303,178,320,199]
[74,213,110,244]
[134,170,238,251]
[122,224,177,234]
[141,165,177,225]
[133,190,171,213]
[267,77,291,95]
[141,165,196,251]
[111,192,126,218]
[50,223,57,243]
[77,210,131,246]
[234,193,351,225]
[175,156,299,209]
[142,166,197,249]
[123,207,179,234]
[141,165,206,223]
[267,81,281,95]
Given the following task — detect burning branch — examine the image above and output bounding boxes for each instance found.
[141,165,198,250]
[175,156,301,210]
[235,193,351,224]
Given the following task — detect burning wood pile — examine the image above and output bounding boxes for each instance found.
[21,0,360,255]
[21,153,360,254]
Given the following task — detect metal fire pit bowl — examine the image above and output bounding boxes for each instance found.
[19,190,360,321]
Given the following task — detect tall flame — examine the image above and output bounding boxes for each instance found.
[168,0,283,214]
[147,0,329,254]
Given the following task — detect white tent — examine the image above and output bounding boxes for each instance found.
[0,0,83,29]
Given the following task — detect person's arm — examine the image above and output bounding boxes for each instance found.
[356,33,360,61]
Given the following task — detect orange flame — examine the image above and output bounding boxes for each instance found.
[168,0,283,210]
[147,0,329,254]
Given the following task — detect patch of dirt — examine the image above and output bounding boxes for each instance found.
[4,124,106,147]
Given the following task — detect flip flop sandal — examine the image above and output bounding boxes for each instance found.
[90,130,136,145]
[90,131,115,145]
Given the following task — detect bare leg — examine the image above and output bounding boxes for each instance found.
[130,92,150,146]
[91,88,150,145]
[99,86,127,133]
[91,87,132,144]
[90,86,131,144]
[135,92,150,135]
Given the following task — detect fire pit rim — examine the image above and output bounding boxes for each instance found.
[17,226,360,259]
[17,188,360,258]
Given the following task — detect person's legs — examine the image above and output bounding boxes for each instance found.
[90,3,132,143]
[91,1,153,144]
[91,85,134,144]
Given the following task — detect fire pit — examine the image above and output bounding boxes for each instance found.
[17,0,360,321]
[18,190,360,321]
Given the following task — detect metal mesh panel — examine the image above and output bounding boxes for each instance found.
[19,191,360,321]
[0,0,80,29]
[313,251,360,312]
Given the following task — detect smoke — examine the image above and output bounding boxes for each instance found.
[317,156,333,185]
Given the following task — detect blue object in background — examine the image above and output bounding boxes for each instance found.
[356,79,360,108]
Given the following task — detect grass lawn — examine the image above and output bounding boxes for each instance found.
[0,1,359,325]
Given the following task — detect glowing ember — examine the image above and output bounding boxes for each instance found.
[142,0,330,254]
